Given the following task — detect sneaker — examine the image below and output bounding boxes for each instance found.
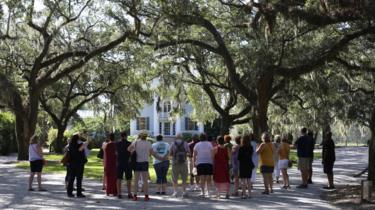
[308,179,313,184]
[296,184,308,189]
[67,193,74,198]
[38,188,47,192]
[128,194,133,199]
[172,192,178,197]
[225,194,230,199]
[28,188,34,191]
[161,192,166,195]
[76,194,86,198]
[323,186,335,190]
[144,195,150,201]
[117,195,122,199]
[156,192,160,195]
[261,191,269,195]
[198,193,205,198]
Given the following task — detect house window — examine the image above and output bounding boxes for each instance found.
[185,117,198,131]
[172,122,176,135]
[163,101,171,112]
[136,117,150,130]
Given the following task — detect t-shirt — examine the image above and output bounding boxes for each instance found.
[170,139,190,165]
[259,142,275,167]
[194,141,213,165]
[116,139,131,165]
[131,139,152,163]
[29,144,42,161]
[295,135,314,158]
[152,141,170,164]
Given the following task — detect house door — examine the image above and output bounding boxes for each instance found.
[159,122,171,136]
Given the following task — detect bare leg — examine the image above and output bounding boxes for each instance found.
[37,172,42,189]
[127,180,132,195]
[247,179,251,197]
[142,172,149,195]
[234,175,239,195]
[117,179,122,196]
[207,175,212,195]
[268,174,273,192]
[29,172,35,190]
[200,175,206,195]
[133,172,139,195]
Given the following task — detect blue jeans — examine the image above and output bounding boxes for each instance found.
[153,161,170,184]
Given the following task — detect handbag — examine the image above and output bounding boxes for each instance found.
[130,141,137,169]
[288,159,293,168]
[61,151,70,166]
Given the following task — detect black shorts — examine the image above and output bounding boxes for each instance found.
[323,162,334,174]
[260,165,274,174]
[134,162,149,172]
[196,163,213,176]
[30,160,43,173]
[117,164,132,180]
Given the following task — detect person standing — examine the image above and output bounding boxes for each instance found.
[278,135,291,189]
[257,132,275,195]
[116,131,133,199]
[213,136,231,199]
[231,136,241,196]
[294,127,314,189]
[188,134,200,191]
[322,131,336,189]
[238,135,254,199]
[28,135,46,191]
[273,135,281,183]
[128,131,162,201]
[170,134,190,197]
[100,138,109,190]
[104,133,117,196]
[193,133,214,198]
[307,130,316,184]
[152,135,170,195]
[250,133,259,188]
[67,134,87,198]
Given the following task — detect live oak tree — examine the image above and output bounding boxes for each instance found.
[0,0,142,160]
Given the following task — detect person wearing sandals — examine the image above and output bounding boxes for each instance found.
[128,131,165,201]
[213,136,231,199]
[28,135,47,192]
[67,134,87,198]
[237,135,254,199]
[193,133,214,198]
[257,132,275,195]
[231,136,241,196]
[278,135,291,189]
[152,135,170,195]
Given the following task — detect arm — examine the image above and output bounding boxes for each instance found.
[37,144,44,158]
[256,143,265,154]
[193,149,197,167]
[127,141,135,153]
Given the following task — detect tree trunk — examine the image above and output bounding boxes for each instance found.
[14,112,31,160]
[254,73,273,138]
[55,125,67,154]
[219,118,231,136]
[368,110,375,182]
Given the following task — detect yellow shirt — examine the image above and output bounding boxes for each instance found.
[278,143,290,160]
[259,142,275,167]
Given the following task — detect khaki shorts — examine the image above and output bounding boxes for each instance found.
[298,157,312,171]
[172,163,188,183]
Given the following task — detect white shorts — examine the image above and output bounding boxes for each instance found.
[278,159,289,169]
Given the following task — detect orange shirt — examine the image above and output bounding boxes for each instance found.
[279,142,290,160]
[259,142,275,167]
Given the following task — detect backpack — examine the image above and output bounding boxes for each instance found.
[174,141,187,164]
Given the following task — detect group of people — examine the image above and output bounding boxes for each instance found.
[27,127,336,201]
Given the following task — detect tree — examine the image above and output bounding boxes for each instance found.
[0,0,141,160]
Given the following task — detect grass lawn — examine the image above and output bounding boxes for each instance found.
[16,149,321,182]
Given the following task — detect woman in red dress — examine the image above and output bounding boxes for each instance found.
[213,136,230,199]
[104,133,117,196]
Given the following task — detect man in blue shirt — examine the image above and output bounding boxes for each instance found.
[294,127,314,188]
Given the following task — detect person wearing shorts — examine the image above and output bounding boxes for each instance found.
[188,135,199,190]
[170,134,190,197]
[28,135,46,192]
[193,133,214,198]
[295,127,314,189]
[257,132,275,195]
[278,135,291,189]
[116,131,133,199]
[152,135,170,195]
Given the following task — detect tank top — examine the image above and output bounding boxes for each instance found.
[259,142,274,167]
[29,144,42,161]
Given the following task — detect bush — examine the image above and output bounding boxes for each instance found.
[47,128,58,152]
[0,112,17,155]
[181,133,193,142]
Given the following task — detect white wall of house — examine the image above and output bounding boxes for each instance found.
[130,95,204,137]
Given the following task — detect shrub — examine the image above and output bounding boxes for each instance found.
[0,112,17,155]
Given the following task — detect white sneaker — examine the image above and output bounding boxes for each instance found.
[198,193,205,198]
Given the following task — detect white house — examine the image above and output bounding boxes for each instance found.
[130,95,204,138]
